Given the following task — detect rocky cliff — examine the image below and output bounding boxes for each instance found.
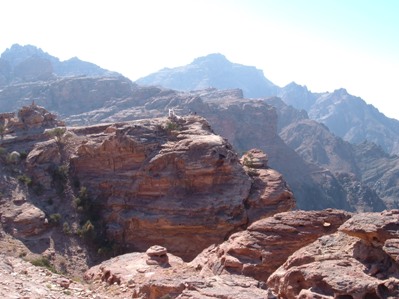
[1,105,294,264]
[1,74,394,211]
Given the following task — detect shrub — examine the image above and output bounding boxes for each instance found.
[49,213,61,225]
[77,220,95,239]
[17,174,32,186]
[164,121,180,132]
[63,222,72,235]
[49,164,69,195]
[46,127,66,143]
[30,256,57,273]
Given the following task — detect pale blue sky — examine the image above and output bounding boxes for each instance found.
[1,0,398,119]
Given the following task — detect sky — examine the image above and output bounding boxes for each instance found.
[1,0,399,119]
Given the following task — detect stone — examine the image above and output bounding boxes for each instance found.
[339,209,399,245]
[146,245,169,266]
[267,232,399,299]
[85,252,270,299]
[383,238,399,262]
[191,209,351,282]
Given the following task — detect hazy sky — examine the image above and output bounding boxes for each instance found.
[1,0,399,119]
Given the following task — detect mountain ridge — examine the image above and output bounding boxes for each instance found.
[0,44,119,86]
[138,52,399,156]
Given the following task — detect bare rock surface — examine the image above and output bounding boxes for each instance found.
[0,254,118,299]
[85,250,271,299]
[267,232,399,299]
[191,209,351,282]
[268,210,399,298]
[339,209,399,244]
[241,149,295,222]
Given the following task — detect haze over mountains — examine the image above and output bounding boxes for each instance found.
[138,52,399,156]
[0,44,398,212]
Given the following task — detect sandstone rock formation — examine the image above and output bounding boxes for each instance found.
[191,209,351,282]
[21,111,293,261]
[84,248,271,299]
[267,210,399,298]
[0,103,64,135]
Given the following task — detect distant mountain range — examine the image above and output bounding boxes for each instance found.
[0,44,119,86]
[138,53,399,156]
[0,44,398,212]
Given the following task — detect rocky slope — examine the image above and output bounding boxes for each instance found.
[279,83,399,156]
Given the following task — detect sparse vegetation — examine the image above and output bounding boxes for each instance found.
[0,146,6,156]
[164,120,180,132]
[49,164,69,194]
[17,174,32,186]
[29,256,58,273]
[46,127,66,143]
[0,124,5,140]
[63,222,72,235]
[77,220,95,239]
[49,213,61,225]
[242,152,255,167]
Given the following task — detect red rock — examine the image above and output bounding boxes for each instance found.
[339,209,399,245]
[85,251,270,299]
[267,231,399,298]
[191,209,351,282]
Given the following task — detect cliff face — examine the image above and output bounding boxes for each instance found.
[17,107,293,261]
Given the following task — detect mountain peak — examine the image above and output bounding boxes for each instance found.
[1,44,52,67]
[136,53,279,98]
[192,53,229,65]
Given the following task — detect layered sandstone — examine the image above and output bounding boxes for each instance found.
[191,209,351,282]
[24,113,293,261]
[267,210,399,298]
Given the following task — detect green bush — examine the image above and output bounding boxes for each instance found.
[49,213,61,225]
[46,127,66,143]
[164,121,180,132]
[30,256,57,273]
[17,174,32,186]
[77,220,95,239]
[63,222,72,235]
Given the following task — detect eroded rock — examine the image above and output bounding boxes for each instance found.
[267,232,399,299]
[191,209,351,282]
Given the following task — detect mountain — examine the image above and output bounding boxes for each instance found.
[0,45,397,211]
[278,83,399,155]
[0,44,119,86]
[136,53,279,97]
[138,54,399,156]
[1,47,399,298]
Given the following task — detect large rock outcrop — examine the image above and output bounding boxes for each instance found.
[84,249,271,299]
[25,114,293,261]
[191,209,351,282]
[267,210,399,298]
